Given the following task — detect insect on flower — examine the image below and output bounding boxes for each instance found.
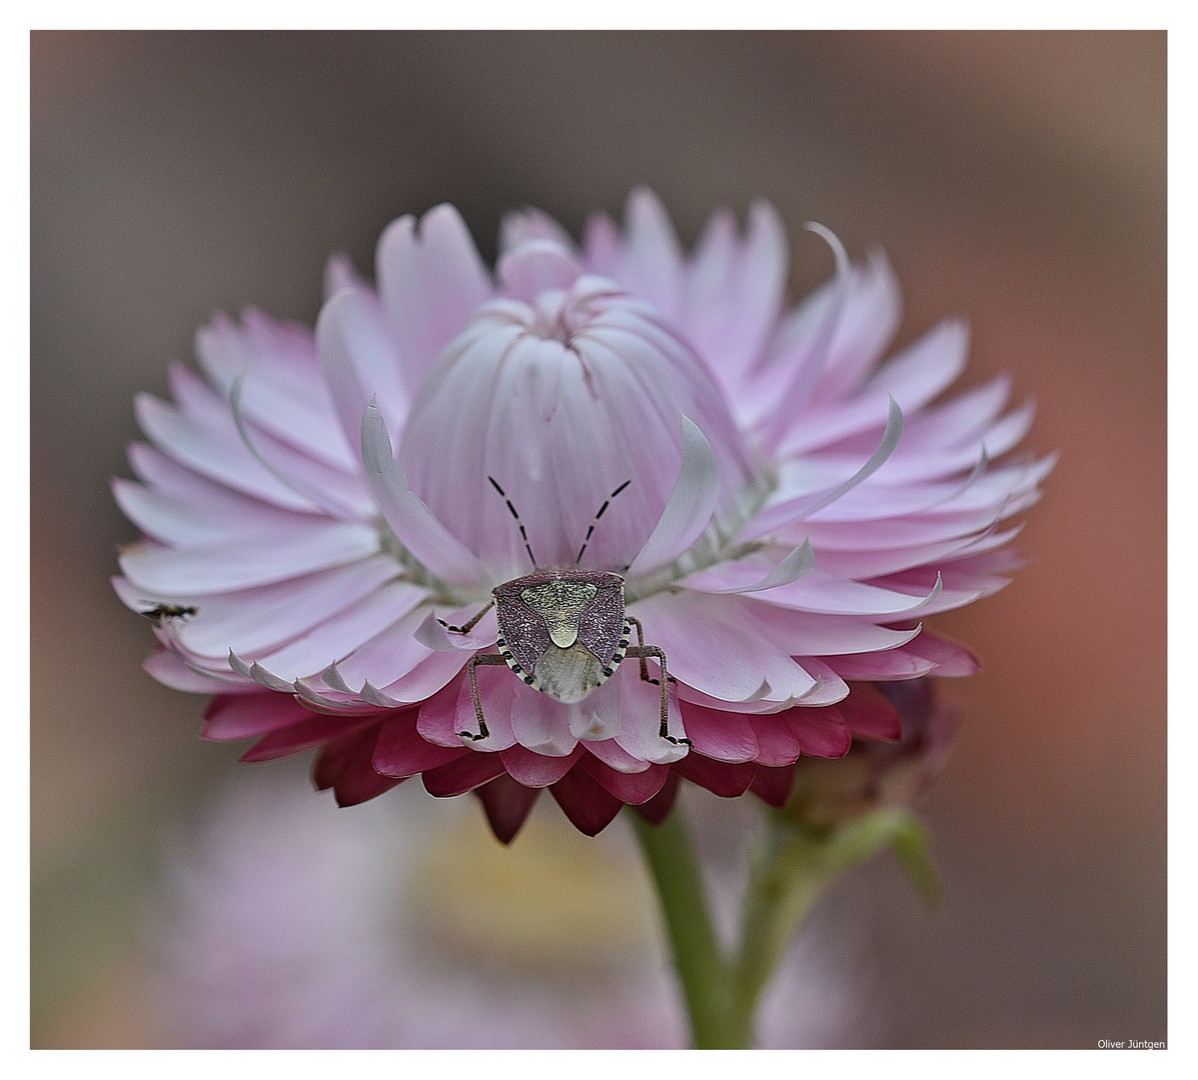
[441,478,690,748]
[140,603,198,622]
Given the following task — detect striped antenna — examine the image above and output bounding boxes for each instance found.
[488,476,538,568]
[575,480,632,566]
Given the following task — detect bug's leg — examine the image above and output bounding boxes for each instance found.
[459,653,508,741]
[625,617,676,684]
[439,599,495,635]
[626,644,691,746]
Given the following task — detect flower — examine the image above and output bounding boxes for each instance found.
[788,676,962,826]
[148,763,881,1048]
[114,189,1050,838]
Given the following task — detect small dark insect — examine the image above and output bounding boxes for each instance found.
[140,603,198,621]
[441,477,689,747]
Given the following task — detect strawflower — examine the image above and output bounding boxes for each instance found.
[114,189,1048,840]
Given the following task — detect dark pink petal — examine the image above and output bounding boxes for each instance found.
[499,744,584,788]
[548,766,625,836]
[372,715,466,778]
[750,765,797,808]
[678,704,759,763]
[475,774,541,845]
[240,715,377,762]
[786,708,853,758]
[312,725,403,806]
[202,692,314,741]
[421,752,508,798]
[746,715,805,767]
[581,755,668,805]
[672,754,756,798]
[833,683,903,741]
[632,771,681,825]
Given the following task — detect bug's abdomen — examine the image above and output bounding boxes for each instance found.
[497,621,631,704]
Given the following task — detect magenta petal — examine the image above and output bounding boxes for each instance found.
[475,774,541,844]
[499,744,584,787]
[548,766,624,836]
[312,725,403,806]
[581,755,668,805]
[240,715,376,763]
[678,703,759,763]
[835,684,903,741]
[421,751,507,798]
[372,715,466,777]
[202,692,313,740]
[750,765,796,808]
[747,714,805,767]
[632,771,681,824]
[786,709,853,759]
[672,754,756,797]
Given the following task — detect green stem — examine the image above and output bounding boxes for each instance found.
[731,808,921,1021]
[731,819,828,1021]
[630,810,753,1048]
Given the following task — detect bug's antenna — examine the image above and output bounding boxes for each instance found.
[488,476,538,568]
[575,480,632,566]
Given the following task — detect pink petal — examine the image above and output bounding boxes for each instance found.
[421,752,508,798]
[496,239,584,301]
[196,310,356,471]
[240,715,376,763]
[750,765,796,808]
[679,704,759,763]
[376,204,494,385]
[315,286,410,457]
[672,754,756,798]
[499,744,584,787]
[833,683,903,741]
[202,693,314,741]
[786,709,852,758]
[475,774,541,844]
[371,715,466,777]
[119,521,380,595]
[746,715,805,767]
[632,771,681,824]
[580,754,668,804]
[312,725,403,806]
[548,765,624,836]
[359,402,489,587]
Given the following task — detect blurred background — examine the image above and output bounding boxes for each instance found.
[30,30,1165,1048]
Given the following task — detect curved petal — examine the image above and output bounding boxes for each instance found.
[360,402,490,587]
[625,416,720,577]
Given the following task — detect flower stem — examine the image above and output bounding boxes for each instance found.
[630,810,753,1048]
[731,808,924,1021]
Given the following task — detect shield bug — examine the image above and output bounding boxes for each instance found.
[441,477,690,747]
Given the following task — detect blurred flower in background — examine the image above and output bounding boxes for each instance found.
[147,763,880,1049]
[112,190,1047,838]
